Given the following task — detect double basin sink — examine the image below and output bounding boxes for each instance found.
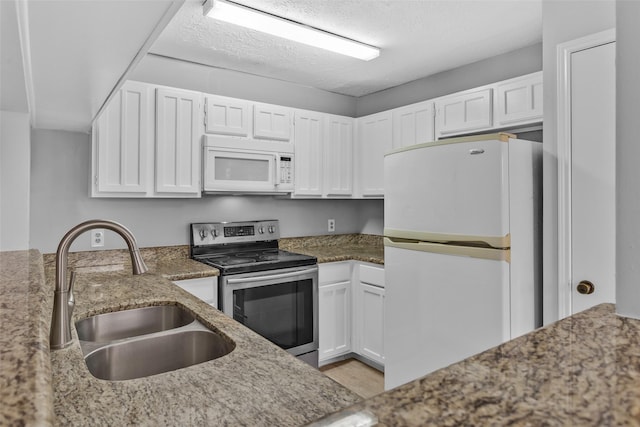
[76,305,235,381]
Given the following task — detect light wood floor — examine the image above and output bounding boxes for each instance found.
[320,359,384,399]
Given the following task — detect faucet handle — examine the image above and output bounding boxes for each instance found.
[68,270,76,321]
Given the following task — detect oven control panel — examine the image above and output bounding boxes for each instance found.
[191,220,280,246]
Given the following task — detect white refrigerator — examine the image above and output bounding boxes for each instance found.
[383,132,542,390]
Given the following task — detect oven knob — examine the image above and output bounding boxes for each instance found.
[268,226,275,233]
[258,226,264,234]
[211,229,219,238]
[199,229,207,240]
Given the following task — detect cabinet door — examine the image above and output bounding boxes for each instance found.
[495,72,543,127]
[253,103,292,141]
[155,88,202,195]
[93,81,150,194]
[293,110,324,196]
[435,88,493,138]
[319,281,351,362]
[173,276,218,308]
[356,111,392,197]
[324,115,353,197]
[358,282,385,365]
[204,95,250,137]
[392,101,434,149]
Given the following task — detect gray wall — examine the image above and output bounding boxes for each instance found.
[29,129,383,254]
[616,0,640,319]
[355,43,542,117]
[541,0,615,324]
[0,111,31,251]
[130,54,357,117]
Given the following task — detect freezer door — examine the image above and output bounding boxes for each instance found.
[384,137,510,248]
[383,244,510,391]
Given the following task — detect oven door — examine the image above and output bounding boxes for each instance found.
[220,266,318,358]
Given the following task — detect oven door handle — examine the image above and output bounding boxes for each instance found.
[226,267,318,285]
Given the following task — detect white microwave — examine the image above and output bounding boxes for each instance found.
[203,145,294,194]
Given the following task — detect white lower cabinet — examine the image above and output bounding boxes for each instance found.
[318,262,352,362]
[173,276,218,309]
[318,261,385,367]
[354,264,385,366]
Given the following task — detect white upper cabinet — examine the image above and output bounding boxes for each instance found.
[356,111,392,198]
[253,102,292,141]
[494,72,543,127]
[293,111,353,199]
[294,110,324,197]
[435,87,493,138]
[91,81,203,198]
[204,95,251,137]
[324,115,354,197]
[155,87,202,195]
[392,100,435,148]
[93,81,150,195]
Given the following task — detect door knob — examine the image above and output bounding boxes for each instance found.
[577,280,595,295]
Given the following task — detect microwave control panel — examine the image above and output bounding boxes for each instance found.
[279,156,293,185]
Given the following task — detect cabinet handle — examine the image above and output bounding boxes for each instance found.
[576,280,595,295]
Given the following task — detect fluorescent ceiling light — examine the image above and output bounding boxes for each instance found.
[203,0,380,61]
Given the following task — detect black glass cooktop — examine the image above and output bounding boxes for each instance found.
[194,248,317,275]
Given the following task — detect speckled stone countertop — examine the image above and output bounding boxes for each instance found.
[311,303,640,426]
[0,250,54,426]
[43,246,360,425]
[281,234,384,265]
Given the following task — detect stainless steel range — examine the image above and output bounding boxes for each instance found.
[190,220,319,367]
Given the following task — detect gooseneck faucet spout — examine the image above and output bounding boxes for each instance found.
[50,219,148,350]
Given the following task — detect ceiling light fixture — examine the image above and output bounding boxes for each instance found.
[203,0,380,61]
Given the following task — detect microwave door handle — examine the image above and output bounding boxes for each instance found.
[226,267,318,285]
[274,154,280,187]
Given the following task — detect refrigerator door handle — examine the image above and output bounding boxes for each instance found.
[469,148,485,155]
[384,237,509,262]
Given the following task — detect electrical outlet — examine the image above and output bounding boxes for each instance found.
[91,229,105,248]
[328,219,335,232]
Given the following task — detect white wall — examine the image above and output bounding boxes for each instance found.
[0,111,31,251]
[29,129,383,254]
[541,0,615,324]
[355,43,542,117]
[615,0,640,319]
[129,54,357,117]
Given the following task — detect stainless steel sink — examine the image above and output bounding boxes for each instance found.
[84,329,235,381]
[76,305,195,342]
[76,305,235,381]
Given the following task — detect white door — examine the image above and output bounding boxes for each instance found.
[155,87,202,195]
[392,100,434,148]
[434,88,493,138]
[94,81,150,194]
[318,281,351,361]
[293,110,323,196]
[356,111,392,197]
[357,282,385,365]
[324,115,353,197]
[384,137,510,245]
[568,40,616,314]
[383,243,510,390]
[204,95,250,137]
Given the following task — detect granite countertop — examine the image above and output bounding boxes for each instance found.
[0,250,54,426]
[50,270,360,425]
[311,303,640,426]
[1,237,377,426]
[280,234,384,265]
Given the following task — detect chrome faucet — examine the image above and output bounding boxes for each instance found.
[50,219,148,350]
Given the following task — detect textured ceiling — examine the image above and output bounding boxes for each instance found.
[150,0,542,97]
